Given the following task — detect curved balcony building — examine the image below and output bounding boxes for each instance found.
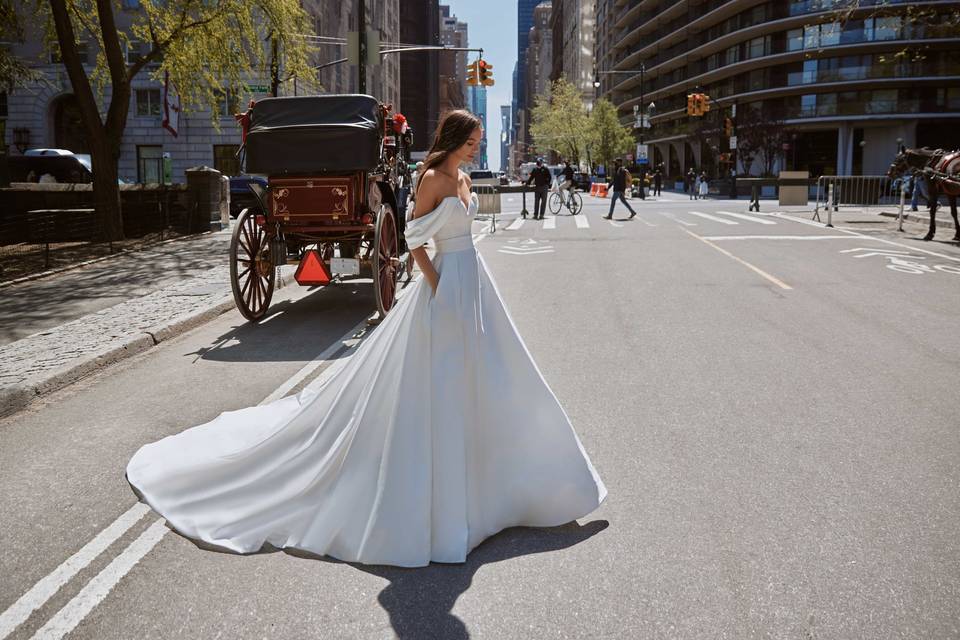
[595,0,960,181]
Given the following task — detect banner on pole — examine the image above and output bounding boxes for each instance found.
[162,71,181,138]
[636,143,649,164]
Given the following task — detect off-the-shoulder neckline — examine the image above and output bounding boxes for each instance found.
[440,193,478,211]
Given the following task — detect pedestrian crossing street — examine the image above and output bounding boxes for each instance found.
[497,209,781,231]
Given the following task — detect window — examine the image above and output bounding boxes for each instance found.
[49,41,88,64]
[137,145,163,183]
[804,25,820,49]
[817,93,837,116]
[820,22,840,46]
[939,88,960,110]
[135,88,161,116]
[724,45,740,66]
[126,40,145,63]
[787,28,804,52]
[213,145,241,177]
[0,92,6,117]
[747,36,768,59]
[873,16,901,41]
[800,94,817,116]
[868,89,897,114]
[122,0,140,7]
[216,90,240,117]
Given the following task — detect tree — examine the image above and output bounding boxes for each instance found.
[528,78,591,165]
[1,1,42,91]
[34,0,316,240]
[734,105,788,177]
[588,98,634,174]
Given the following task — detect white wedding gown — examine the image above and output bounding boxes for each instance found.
[126,192,607,567]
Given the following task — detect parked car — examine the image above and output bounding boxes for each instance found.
[229,174,269,217]
[572,171,592,192]
[11,150,93,183]
[469,169,497,186]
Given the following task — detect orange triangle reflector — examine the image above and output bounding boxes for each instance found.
[294,249,331,285]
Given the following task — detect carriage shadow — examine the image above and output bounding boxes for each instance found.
[286,519,609,639]
[185,281,381,364]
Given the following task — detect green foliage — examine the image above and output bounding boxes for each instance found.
[529,78,591,164]
[588,98,634,172]
[0,0,43,91]
[38,0,318,123]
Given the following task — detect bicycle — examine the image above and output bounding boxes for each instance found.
[548,187,583,215]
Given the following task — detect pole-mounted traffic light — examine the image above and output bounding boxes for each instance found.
[687,94,697,116]
[700,93,711,113]
[466,60,479,86]
[478,59,494,86]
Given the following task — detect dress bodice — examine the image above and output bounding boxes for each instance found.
[405,193,478,254]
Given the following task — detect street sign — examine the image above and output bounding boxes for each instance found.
[636,143,649,163]
[246,85,270,93]
[729,136,737,149]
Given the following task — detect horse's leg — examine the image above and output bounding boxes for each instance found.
[924,185,938,241]
[950,196,959,242]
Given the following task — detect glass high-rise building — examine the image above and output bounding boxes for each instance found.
[596,1,960,180]
[514,0,542,138]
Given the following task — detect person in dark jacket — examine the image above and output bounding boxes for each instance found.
[525,157,552,220]
[603,158,637,220]
[653,168,663,196]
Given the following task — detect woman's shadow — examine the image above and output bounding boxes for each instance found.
[286,519,608,639]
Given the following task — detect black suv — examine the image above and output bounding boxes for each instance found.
[10,155,93,183]
[229,175,269,217]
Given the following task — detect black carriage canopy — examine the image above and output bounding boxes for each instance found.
[244,94,383,175]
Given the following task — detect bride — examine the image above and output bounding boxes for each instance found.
[126,109,607,568]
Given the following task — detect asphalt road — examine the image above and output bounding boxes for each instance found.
[2,193,959,639]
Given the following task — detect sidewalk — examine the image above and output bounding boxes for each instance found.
[0,226,254,417]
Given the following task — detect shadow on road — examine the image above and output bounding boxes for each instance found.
[348,519,609,639]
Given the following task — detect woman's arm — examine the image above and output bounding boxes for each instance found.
[409,174,443,296]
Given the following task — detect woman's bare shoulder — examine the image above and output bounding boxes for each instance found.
[412,170,454,219]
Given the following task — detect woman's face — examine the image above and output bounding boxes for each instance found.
[455,127,483,165]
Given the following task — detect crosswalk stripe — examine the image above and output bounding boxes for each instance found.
[505,217,525,230]
[654,211,696,226]
[543,216,556,229]
[686,211,738,225]
[574,214,590,229]
[714,210,777,225]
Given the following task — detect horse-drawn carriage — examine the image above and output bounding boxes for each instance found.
[231,94,414,322]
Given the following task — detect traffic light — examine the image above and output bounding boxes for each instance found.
[687,94,697,116]
[466,61,479,86]
[723,117,733,137]
[478,59,494,86]
[700,93,711,113]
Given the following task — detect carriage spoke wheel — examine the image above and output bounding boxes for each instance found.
[230,208,275,322]
[373,204,400,317]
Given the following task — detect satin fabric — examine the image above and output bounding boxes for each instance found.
[126,192,607,567]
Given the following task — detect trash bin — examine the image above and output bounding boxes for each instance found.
[185,166,224,232]
[778,171,809,206]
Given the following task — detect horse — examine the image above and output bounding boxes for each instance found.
[888,147,960,242]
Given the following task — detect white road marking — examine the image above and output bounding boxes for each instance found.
[256,309,286,324]
[702,235,856,241]
[574,214,590,229]
[686,211,738,225]
[543,216,557,229]
[498,248,556,255]
[773,212,960,263]
[30,520,169,640]
[681,228,792,290]
[0,504,151,639]
[654,211,696,226]
[633,216,657,227]
[505,217,525,231]
[714,211,777,225]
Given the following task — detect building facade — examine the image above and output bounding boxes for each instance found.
[5,1,401,183]
[514,0,543,143]
[599,1,960,181]
[550,0,596,105]
[500,104,512,172]
[438,5,468,118]
[400,0,441,157]
[468,86,489,169]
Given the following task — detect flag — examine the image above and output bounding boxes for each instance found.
[162,71,181,137]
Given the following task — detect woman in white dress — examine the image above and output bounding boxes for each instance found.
[125,109,607,568]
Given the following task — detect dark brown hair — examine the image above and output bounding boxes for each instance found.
[415,109,482,196]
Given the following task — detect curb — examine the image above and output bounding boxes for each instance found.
[0,294,236,419]
[876,210,956,227]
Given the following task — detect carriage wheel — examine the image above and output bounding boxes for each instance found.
[373,204,400,316]
[229,208,275,322]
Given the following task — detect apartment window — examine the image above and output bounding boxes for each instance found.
[869,89,898,113]
[724,45,740,67]
[213,145,241,177]
[787,28,804,52]
[137,145,163,183]
[49,41,88,64]
[800,94,817,116]
[818,93,837,116]
[873,16,901,41]
[136,88,161,116]
[747,36,768,60]
[215,90,239,117]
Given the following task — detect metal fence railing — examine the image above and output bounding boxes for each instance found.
[0,188,192,284]
[814,175,900,216]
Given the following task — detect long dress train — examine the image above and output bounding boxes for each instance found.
[126,192,607,568]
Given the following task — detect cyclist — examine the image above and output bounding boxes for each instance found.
[559,161,576,206]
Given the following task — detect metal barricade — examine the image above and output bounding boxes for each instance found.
[814,176,899,220]
[471,184,501,233]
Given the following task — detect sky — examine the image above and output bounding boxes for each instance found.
[444,0,517,171]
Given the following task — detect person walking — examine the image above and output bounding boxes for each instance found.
[693,172,701,200]
[653,168,662,197]
[687,168,696,200]
[699,172,709,199]
[525,157,551,220]
[603,158,637,220]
